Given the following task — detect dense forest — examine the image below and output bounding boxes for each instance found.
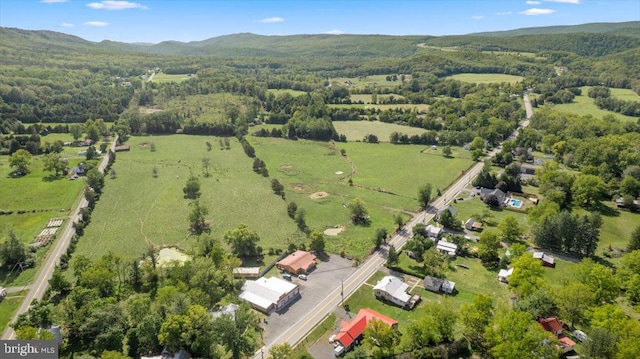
[1,21,640,359]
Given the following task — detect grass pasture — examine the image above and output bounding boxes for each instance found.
[160,93,247,123]
[549,86,639,123]
[332,121,431,142]
[446,73,524,84]
[0,290,28,331]
[151,72,193,83]
[247,137,473,257]
[328,103,430,112]
[266,89,308,97]
[610,87,640,102]
[76,135,300,261]
[331,75,406,90]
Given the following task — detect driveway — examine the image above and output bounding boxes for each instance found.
[262,254,357,346]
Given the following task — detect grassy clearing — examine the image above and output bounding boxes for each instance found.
[331,75,404,90]
[248,138,473,257]
[446,73,524,84]
[328,103,430,112]
[0,290,28,330]
[573,204,640,258]
[332,121,431,142]
[157,93,247,123]
[549,86,638,123]
[610,88,640,102]
[76,135,299,261]
[350,94,405,104]
[151,73,193,83]
[267,89,308,97]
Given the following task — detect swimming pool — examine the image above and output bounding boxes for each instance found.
[508,198,523,208]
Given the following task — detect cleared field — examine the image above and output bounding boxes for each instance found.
[332,121,430,142]
[331,75,405,90]
[151,72,193,83]
[0,291,28,331]
[76,135,300,260]
[328,103,429,112]
[550,86,638,123]
[160,93,247,122]
[446,73,523,84]
[350,93,405,104]
[610,87,640,102]
[267,89,308,97]
[248,138,473,257]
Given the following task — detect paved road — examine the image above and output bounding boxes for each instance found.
[254,91,534,358]
[1,137,117,340]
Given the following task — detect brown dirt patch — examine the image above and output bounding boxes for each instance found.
[323,226,345,236]
[310,191,328,200]
[293,184,308,193]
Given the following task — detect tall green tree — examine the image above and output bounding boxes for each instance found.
[477,230,500,268]
[309,231,326,253]
[572,174,607,207]
[188,199,209,235]
[348,198,369,224]
[418,183,432,209]
[183,175,201,199]
[224,224,260,257]
[9,149,31,174]
[508,254,545,298]
[363,318,400,359]
[460,294,494,352]
[497,215,522,243]
[555,282,594,327]
[43,152,67,176]
[576,258,620,304]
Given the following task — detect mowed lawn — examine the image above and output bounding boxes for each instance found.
[610,87,640,102]
[446,73,524,84]
[76,135,299,260]
[151,73,193,83]
[549,86,638,123]
[249,137,474,257]
[332,121,432,143]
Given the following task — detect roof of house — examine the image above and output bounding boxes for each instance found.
[240,277,298,311]
[373,276,411,303]
[442,280,456,292]
[538,317,563,333]
[423,276,444,291]
[533,251,555,264]
[425,224,443,236]
[558,335,576,348]
[437,206,458,217]
[335,308,398,349]
[232,267,260,276]
[498,267,514,278]
[277,250,317,272]
[436,240,458,255]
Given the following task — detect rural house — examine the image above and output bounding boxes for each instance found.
[464,218,483,231]
[436,239,458,257]
[497,267,514,283]
[533,251,555,267]
[425,224,443,239]
[436,206,458,219]
[538,317,576,354]
[333,308,398,356]
[277,250,317,274]
[373,276,420,309]
[479,188,507,206]
[239,276,300,313]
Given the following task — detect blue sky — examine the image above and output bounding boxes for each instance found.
[0,0,638,43]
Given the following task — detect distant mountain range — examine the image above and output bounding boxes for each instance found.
[1,21,638,59]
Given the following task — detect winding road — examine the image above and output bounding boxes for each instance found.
[1,137,117,340]
[254,91,534,357]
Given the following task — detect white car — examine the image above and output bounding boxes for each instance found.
[298,274,307,280]
[329,334,336,343]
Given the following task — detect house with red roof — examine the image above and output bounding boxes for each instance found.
[333,308,398,356]
[277,250,317,274]
[538,317,575,354]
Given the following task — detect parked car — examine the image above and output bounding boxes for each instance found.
[298,274,307,280]
[283,273,292,280]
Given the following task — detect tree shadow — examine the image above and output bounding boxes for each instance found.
[592,203,619,217]
[0,269,20,286]
[42,174,63,182]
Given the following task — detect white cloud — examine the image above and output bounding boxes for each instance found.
[326,29,345,35]
[83,21,109,27]
[60,22,74,27]
[519,8,556,15]
[41,0,69,3]
[544,0,581,3]
[259,17,284,23]
[472,15,484,20]
[526,0,542,4]
[87,1,147,10]
[496,11,513,15]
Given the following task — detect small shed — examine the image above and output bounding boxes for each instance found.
[425,224,443,239]
[423,276,444,293]
[232,267,260,278]
[436,240,458,257]
[441,280,456,294]
[497,267,514,283]
[465,218,483,231]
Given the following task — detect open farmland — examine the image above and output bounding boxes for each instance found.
[610,87,640,102]
[549,86,639,122]
[332,121,432,142]
[446,73,524,84]
[151,72,193,83]
[75,135,300,260]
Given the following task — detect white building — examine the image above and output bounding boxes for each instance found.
[373,276,419,309]
[436,240,458,256]
[425,224,443,239]
[498,267,514,283]
[239,277,300,313]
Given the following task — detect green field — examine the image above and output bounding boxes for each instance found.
[450,196,530,232]
[0,291,27,330]
[610,87,640,102]
[76,135,300,260]
[550,86,639,122]
[267,89,308,97]
[151,72,193,83]
[331,75,406,90]
[446,73,524,84]
[248,138,473,257]
[328,103,430,112]
[332,121,432,142]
